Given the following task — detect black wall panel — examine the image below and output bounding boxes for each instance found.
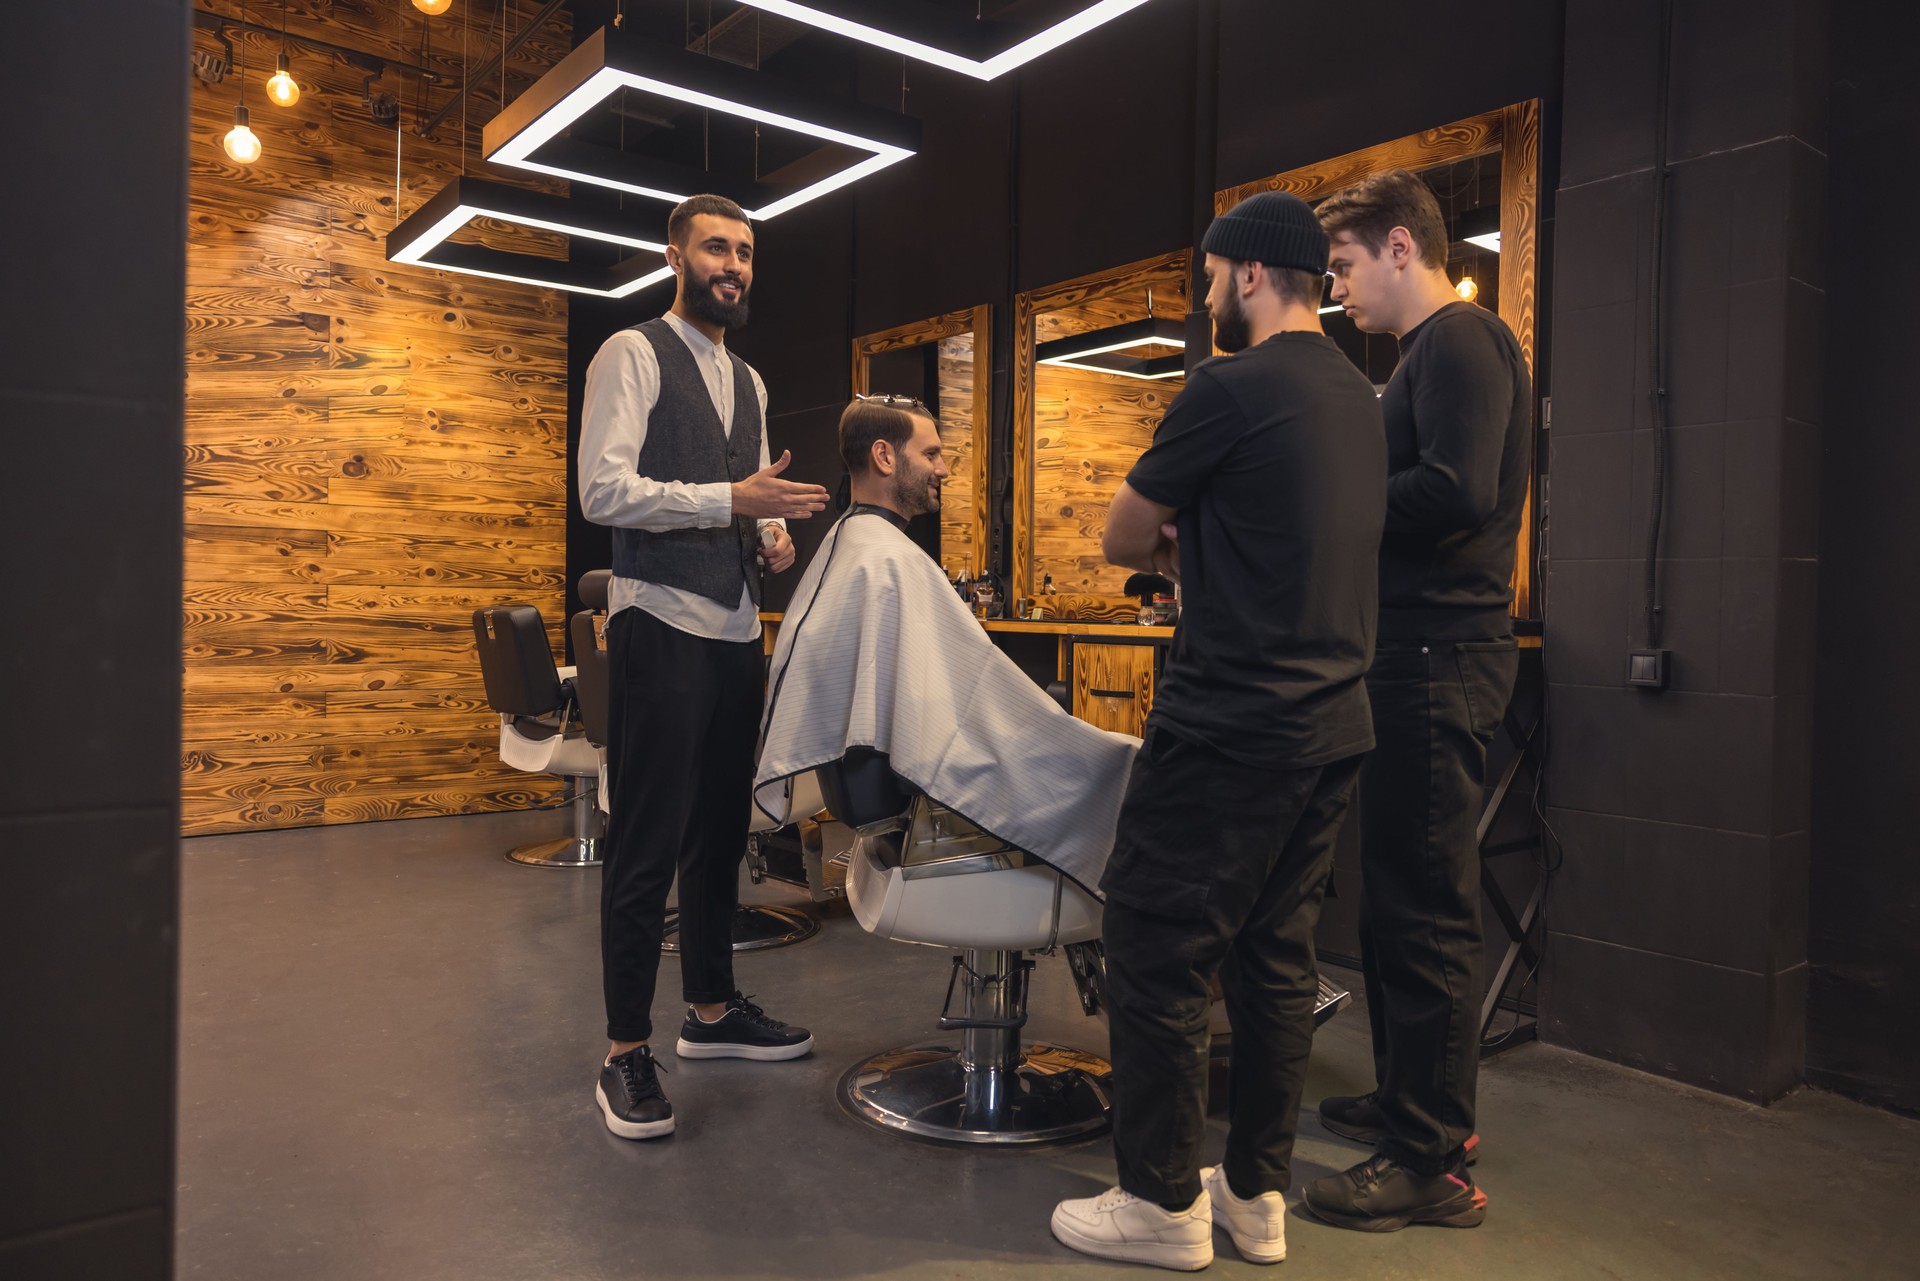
[2,3,186,1276]
[1808,0,1920,1115]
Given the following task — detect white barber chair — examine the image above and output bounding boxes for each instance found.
[570,571,818,951]
[472,604,605,867]
[820,749,1114,1147]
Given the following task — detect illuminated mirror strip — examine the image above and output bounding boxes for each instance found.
[731,1,1154,80]
[388,196,676,298]
[1040,355,1184,381]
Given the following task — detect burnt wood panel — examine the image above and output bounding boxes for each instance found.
[183,0,573,834]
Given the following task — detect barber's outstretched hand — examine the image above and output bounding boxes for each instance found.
[732,451,831,520]
[757,524,798,574]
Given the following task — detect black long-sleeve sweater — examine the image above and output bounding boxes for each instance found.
[1375,301,1533,640]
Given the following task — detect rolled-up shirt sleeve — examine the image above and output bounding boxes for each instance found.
[578,330,735,530]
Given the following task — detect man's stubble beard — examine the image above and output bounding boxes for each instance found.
[890,466,938,519]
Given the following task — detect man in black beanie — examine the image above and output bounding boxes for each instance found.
[1050,192,1385,1271]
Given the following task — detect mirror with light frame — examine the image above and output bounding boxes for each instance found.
[851,305,992,581]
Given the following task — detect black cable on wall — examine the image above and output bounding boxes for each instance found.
[1644,0,1676,650]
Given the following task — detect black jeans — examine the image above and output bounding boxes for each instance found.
[601,607,764,1043]
[1100,726,1364,1207]
[1357,635,1519,1173]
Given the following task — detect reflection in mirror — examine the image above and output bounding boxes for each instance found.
[852,306,991,580]
[1015,250,1189,618]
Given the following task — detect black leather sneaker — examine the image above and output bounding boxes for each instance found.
[675,993,813,1061]
[1317,1090,1387,1144]
[1301,1153,1487,1232]
[596,1045,674,1140]
[1317,1092,1480,1165]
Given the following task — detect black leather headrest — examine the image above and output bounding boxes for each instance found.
[569,610,610,748]
[472,605,564,717]
[578,569,612,611]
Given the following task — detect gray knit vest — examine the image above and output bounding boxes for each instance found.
[610,318,764,606]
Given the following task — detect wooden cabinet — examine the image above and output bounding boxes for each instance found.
[1072,642,1156,737]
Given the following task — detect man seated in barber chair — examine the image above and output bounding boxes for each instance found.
[752,396,1136,889]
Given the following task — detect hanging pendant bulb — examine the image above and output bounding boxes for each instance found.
[1455,275,1479,303]
[266,52,299,107]
[223,105,263,163]
[413,0,454,14]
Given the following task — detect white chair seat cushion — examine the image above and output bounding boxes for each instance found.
[499,715,602,776]
[845,839,1102,950]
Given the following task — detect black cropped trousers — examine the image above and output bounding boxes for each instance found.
[600,606,763,1044]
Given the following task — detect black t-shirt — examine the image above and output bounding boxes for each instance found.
[1125,331,1386,769]
[1376,302,1533,639]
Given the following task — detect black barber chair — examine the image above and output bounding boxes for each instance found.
[820,749,1114,1147]
[472,603,604,867]
[571,570,816,953]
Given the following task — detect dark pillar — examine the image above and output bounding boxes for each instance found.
[0,3,187,1276]
[1540,0,1825,1100]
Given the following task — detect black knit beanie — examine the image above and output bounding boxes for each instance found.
[1201,191,1329,272]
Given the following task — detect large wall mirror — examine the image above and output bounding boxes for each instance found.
[1010,101,1541,621]
[1216,100,1542,616]
[1012,250,1191,619]
[852,305,992,580]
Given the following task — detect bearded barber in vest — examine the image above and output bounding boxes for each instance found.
[578,194,831,1140]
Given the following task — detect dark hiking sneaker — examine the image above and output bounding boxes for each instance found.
[1317,1090,1387,1144]
[1317,1092,1481,1165]
[1301,1152,1487,1232]
[674,993,813,1061]
[597,1045,674,1140]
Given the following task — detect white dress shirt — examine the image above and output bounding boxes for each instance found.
[578,310,779,642]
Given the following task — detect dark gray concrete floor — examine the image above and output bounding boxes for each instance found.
[180,810,1920,1280]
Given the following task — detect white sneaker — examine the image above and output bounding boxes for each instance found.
[1202,1166,1287,1264]
[1050,1185,1213,1271]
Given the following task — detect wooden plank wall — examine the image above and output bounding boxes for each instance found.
[184,0,576,834]
[1031,273,1188,600]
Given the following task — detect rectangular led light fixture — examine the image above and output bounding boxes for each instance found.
[1036,316,1185,381]
[386,176,675,298]
[732,1,1155,80]
[481,24,920,220]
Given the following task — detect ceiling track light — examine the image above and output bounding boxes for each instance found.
[386,176,678,297]
[481,23,920,220]
[728,1,1155,80]
[1036,315,1186,381]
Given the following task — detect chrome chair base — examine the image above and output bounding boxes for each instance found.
[505,780,605,867]
[838,1042,1113,1146]
[506,834,602,867]
[660,903,819,954]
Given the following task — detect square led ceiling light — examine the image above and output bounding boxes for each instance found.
[482,24,920,220]
[386,176,676,297]
[732,1,1155,79]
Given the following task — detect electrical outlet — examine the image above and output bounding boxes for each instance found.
[1628,649,1670,690]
